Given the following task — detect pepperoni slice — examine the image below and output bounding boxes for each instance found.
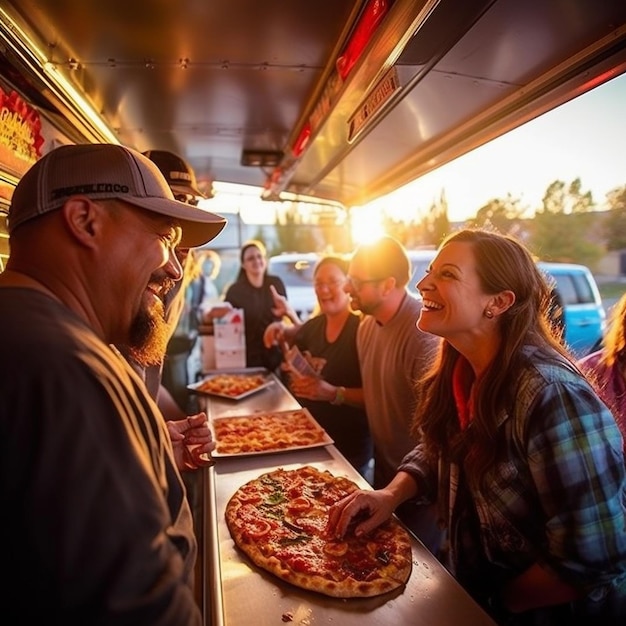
[237,490,263,505]
[287,496,312,512]
[246,518,271,539]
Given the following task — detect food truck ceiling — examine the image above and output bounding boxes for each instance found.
[1,0,626,208]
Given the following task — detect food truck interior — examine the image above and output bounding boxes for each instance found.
[1,0,625,221]
[1,2,626,624]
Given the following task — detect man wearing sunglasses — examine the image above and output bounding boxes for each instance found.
[345,235,444,555]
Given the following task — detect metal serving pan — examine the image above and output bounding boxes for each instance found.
[199,368,496,626]
[205,447,496,626]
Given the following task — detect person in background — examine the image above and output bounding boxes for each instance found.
[344,236,442,553]
[0,143,226,624]
[223,239,300,372]
[138,149,210,419]
[117,150,215,473]
[194,249,224,316]
[181,248,230,383]
[329,229,626,624]
[264,255,373,479]
[578,292,626,452]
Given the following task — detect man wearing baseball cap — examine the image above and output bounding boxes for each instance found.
[117,148,210,408]
[0,143,226,624]
[143,148,210,204]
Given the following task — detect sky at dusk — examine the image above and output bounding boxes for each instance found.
[362,72,626,225]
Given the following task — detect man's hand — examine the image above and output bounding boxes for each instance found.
[167,412,216,471]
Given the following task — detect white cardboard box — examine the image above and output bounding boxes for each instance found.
[215,348,246,369]
[212,308,246,370]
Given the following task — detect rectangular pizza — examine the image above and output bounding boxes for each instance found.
[188,372,273,400]
[211,408,333,457]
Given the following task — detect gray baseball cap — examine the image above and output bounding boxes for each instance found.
[8,143,227,248]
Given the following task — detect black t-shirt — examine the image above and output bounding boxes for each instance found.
[224,274,286,371]
[294,312,372,471]
[0,288,200,625]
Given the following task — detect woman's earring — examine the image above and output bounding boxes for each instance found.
[484,309,494,319]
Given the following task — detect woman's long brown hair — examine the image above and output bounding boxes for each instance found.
[413,229,575,488]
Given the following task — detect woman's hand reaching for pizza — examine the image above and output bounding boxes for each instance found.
[167,412,216,472]
[327,471,420,539]
[327,489,396,539]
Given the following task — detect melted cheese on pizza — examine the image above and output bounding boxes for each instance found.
[213,410,328,454]
[225,467,413,598]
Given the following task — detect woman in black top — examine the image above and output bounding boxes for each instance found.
[224,240,299,372]
[264,255,373,479]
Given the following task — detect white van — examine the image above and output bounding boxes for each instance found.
[268,253,319,321]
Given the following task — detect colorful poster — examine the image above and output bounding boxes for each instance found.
[0,87,44,176]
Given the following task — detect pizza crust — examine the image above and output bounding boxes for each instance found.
[225,466,413,598]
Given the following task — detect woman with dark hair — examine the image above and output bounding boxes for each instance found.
[264,255,372,479]
[224,240,299,371]
[328,229,626,624]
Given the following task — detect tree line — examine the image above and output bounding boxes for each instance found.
[266,178,626,270]
[384,178,626,269]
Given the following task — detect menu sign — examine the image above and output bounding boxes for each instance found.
[347,67,401,144]
[0,87,44,176]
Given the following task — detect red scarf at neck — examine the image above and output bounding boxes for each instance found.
[452,356,476,431]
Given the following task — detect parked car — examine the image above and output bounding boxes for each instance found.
[407,249,438,292]
[537,262,606,358]
[268,253,319,321]
[407,250,605,358]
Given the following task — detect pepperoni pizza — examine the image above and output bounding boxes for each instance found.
[225,466,413,598]
[212,409,330,455]
[195,373,267,398]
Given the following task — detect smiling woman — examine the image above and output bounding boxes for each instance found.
[224,239,297,372]
[264,254,373,479]
[328,228,626,624]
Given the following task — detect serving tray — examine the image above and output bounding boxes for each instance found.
[188,372,274,400]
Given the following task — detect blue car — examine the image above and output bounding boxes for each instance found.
[538,262,606,358]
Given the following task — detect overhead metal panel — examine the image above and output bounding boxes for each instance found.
[1,0,625,207]
[286,0,626,205]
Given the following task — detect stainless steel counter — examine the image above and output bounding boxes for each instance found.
[197,369,497,626]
